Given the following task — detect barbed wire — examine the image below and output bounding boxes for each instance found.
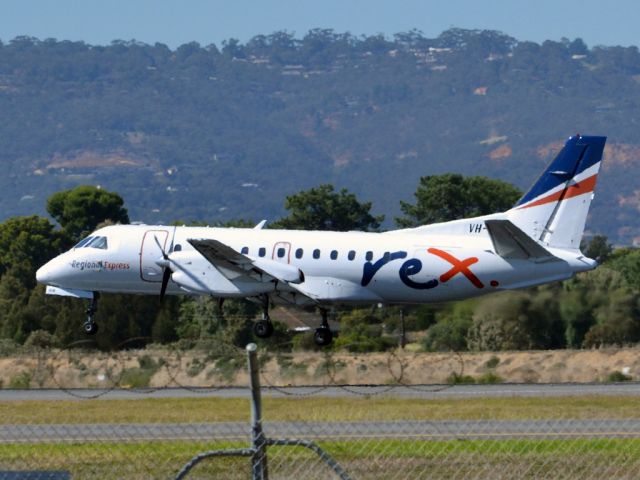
[1,336,468,398]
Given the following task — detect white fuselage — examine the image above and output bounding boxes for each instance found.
[36,223,591,306]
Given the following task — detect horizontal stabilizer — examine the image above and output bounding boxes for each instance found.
[485,219,557,261]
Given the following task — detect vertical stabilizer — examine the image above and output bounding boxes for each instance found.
[506,135,606,249]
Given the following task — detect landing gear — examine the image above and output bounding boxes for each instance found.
[83,320,99,335]
[253,294,274,339]
[254,319,274,338]
[314,308,333,346]
[83,293,99,335]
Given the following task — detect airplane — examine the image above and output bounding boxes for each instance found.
[36,134,606,346]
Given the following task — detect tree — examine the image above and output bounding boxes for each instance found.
[396,174,522,228]
[271,184,384,231]
[46,186,129,241]
[582,235,612,263]
[0,215,62,287]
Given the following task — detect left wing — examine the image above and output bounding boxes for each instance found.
[187,238,305,284]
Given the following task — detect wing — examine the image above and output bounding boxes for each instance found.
[187,238,305,284]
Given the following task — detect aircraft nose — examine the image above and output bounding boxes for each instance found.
[36,263,54,284]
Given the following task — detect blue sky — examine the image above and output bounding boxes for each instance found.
[1,0,638,49]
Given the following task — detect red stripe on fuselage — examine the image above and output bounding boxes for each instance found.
[517,174,598,210]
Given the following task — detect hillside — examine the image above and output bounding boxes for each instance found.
[3,347,640,388]
[1,29,639,243]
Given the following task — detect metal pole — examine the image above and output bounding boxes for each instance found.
[247,343,268,480]
[399,309,406,349]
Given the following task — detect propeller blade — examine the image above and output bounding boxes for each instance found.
[160,266,172,302]
[154,235,168,260]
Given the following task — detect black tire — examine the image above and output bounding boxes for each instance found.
[254,320,274,338]
[83,321,99,335]
[314,327,333,346]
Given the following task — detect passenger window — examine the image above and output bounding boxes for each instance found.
[277,247,286,258]
[241,246,249,254]
[173,244,182,252]
[348,250,356,261]
[74,236,94,249]
[365,251,373,261]
[259,247,266,257]
[295,248,303,259]
[313,249,321,259]
[330,250,338,260]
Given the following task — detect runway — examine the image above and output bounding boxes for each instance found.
[2,419,640,443]
[2,382,640,401]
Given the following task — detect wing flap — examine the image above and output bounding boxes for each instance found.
[187,238,304,284]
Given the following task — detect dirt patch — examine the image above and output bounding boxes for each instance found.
[2,348,640,389]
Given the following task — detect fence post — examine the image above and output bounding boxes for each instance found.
[247,343,268,480]
[399,308,406,349]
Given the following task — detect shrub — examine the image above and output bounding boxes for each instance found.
[120,368,155,388]
[24,330,59,349]
[9,371,32,389]
[484,356,500,369]
[477,371,504,384]
[334,323,397,352]
[447,372,475,384]
[0,339,19,357]
[138,354,158,370]
[606,371,632,382]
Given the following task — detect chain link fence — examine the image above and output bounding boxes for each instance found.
[2,340,640,478]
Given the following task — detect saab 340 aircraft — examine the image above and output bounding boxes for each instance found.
[36,135,606,346]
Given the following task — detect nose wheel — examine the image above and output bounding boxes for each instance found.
[83,320,99,335]
[83,293,99,335]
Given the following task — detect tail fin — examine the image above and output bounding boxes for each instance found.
[506,134,606,249]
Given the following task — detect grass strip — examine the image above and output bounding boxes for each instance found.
[1,438,640,479]
[2,395,640,424]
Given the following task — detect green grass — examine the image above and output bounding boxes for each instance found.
[1,438,640,479]
[2,395,640,424]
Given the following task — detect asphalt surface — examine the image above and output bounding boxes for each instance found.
[3,384,640,443]
[2,382,640,400]
[2,419,640,443]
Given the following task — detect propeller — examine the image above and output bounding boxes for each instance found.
[154,235,173,302]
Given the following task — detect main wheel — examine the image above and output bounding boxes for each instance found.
[253,319,274,338]
[83,321,99,335]
[314,327,333,346]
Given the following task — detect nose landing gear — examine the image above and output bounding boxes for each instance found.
[83,293,99,335]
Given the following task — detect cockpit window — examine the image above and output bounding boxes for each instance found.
[74,236,94,249]
[85,236,108,250]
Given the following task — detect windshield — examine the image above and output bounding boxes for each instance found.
[85,236,108,249]
[73,236,94,249]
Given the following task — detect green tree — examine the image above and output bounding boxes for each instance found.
[396,174,522,228]
[0,215,62,287]
[582,235,613,263]
[46,186,129,241]
[271,184,384,231]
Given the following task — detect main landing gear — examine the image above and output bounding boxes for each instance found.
[252,295,334,347]
[253,294,274,339]
[313,308,333,347]
[83,293,99,335]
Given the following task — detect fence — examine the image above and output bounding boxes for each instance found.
[2,341,640,478]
